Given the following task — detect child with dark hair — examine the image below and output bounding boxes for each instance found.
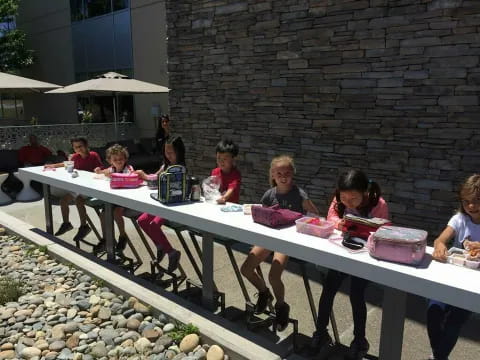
[134,136,185,272]
[45,137,103,241]
[308,169,389,359]
[427,174,480,360]
[211,138,241,204]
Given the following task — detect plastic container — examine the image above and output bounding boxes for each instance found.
[146,174,158,190]
[295,217,335,238]
[447,247,480,269]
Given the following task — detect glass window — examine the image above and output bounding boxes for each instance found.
[70,0,85,22]
[76,94,133,123]
[0,94,23,122]
[87,0,112,18]
[113,0,129,11]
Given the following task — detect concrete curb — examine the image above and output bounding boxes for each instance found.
[0,210,283,360]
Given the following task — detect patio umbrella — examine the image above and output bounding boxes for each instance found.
[0,71,61,93]
[47,72,170,137]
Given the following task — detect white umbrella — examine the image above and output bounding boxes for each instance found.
[0,71,61,92]
[47,72,170,138]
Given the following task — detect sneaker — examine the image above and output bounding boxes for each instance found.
[93,239,106,254]
[275,302,290,331]
[346,337,369,360]
[117,234,129,251]
[306,330,333,356]
[73,224,91,242]
[167,249,181,272]
[54,222,73,236]
[254,288,273,314]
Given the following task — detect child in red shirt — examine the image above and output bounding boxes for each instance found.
[210,139,241,204]
[45,137,103,241]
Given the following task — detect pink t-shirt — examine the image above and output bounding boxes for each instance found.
[211,167,241,203]
[71,151,103,172]
[327,197,389,227]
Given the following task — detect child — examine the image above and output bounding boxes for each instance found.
[134,136,185,272]
[45,137,103,242]
[93,144,134,254]
[427,175,479,360]
[211,139,241,204]
[240,155,319,331]
[308,169,389,359]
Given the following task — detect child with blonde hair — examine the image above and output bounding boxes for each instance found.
[241,155,319,331]
[427,174,480,360]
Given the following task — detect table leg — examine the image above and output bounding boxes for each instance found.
[43,184,53,235]
[104,203,115,262]
[202,232,215,310]
[379,286,406,360]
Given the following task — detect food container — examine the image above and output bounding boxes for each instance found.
[146,174,158,190]
[63,160,74,173]
[295,217,335,238]
[447,247,480,269]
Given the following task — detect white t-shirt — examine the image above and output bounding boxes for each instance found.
[447,212,480,248]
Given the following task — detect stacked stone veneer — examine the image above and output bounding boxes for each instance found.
[166,0,480,238]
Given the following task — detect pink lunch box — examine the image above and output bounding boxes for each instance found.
[110,173,143,189]
[367,225,427,265]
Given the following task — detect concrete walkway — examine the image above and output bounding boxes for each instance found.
[1,200,479,359]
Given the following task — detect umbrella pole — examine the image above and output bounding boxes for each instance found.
[113,94,118,141]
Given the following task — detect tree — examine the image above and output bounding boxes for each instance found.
[0,0,34,73]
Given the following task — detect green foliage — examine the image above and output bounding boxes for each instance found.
[169,323,200,343]
[93,278,105,288]
[0,0,34,72]
[0,276,27,305]
[25,244,47,257]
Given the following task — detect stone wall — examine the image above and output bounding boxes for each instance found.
[166,0,480,237]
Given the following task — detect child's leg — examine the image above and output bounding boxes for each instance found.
[75,196,87,226]
[60,193,72,223]
[268,252,288,304]
[437,305,470,358]
[349,276,369,340]
[427,300,446,359]
[315,270,347,333]
[137,213,172,253]
[240,246,272,292]
[114,207,127,237]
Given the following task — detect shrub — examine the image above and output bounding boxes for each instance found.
[0,276,27,305]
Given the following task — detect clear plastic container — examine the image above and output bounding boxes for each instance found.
[447,248,480,269]
[295,217,335,238]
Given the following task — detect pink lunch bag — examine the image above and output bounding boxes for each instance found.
[110,173,143,189]
[367,225,427,265]
[251,205,303,228]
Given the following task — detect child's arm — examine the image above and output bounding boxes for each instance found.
[217,188,234,204]
[134,169,147,180]
[217,171,241,204]
[432,226,455,262]
[326,198,343,230]
[302,199,319,216]
[44,162,64,168]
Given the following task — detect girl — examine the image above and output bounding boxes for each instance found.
[134,136,185,272]
[308,169,389,359]
[240,155,319,331]
[93,144,134,255]
[428,175,479,360]
[155,114,171,156]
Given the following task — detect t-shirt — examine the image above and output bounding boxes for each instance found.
[447,212,480,248]
[211,167,241,203]
[71,151,103,172]
[260,185,309,214]
[327,197,389,227]
[18,145,52,165]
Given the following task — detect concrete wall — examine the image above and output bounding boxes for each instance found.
[166,0,480,237]
[16,0,77,125]
[131,0,169,138]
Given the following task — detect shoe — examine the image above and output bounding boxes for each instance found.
[254,288,273,314]
[346,337,369,360]
[167,249,181,272]
[306,330,333,356]
[54,222,73,236]
[274,302,290,331]
[73,224,91,242]
[156,247,166,263]
[117,234,128,251]
[93,239,106,254]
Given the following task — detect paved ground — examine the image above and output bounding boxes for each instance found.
[1,199,479,359]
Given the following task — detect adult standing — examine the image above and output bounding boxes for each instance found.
[18,135,52,166]
[155,114,171,157]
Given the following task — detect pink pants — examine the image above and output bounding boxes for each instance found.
[137,213,173,253]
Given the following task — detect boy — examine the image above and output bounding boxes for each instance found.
[211,139,241,204]
[45,137,103,241]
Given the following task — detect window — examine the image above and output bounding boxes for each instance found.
[70,0,130,21]
[0,94,24,122]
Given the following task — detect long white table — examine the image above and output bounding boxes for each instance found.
[20,166,480,360]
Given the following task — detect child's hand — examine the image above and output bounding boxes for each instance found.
[94,167,102,174]
[134,170,146,179]
[216,196,226,204]
[464,240,480,251]
[432,241,448,262]
[336,219,345,231]
[44,164,55,169]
